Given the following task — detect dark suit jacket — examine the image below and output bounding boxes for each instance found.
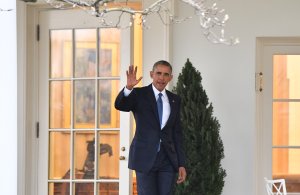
[115,84,185,173]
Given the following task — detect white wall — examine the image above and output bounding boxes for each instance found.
[170,0,300,195]
[142,0,173,84]
[0,0,17,195]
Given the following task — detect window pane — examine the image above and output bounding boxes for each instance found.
[74,183,94,195]
[50,30,72,78]
[74,80,95,129]
[74,131,95,179]
[75,29,97,78]
[99,29,120,77]
[98,80,120,128]
[49,131,70,179]
[273,148,300,192]
[50,81,71,129]
[48,182,70,195]
[98,182,119,195]
[273,102,300,146]
[273,55,300,99]
[98,131,119,179]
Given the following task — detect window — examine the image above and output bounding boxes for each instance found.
[273,55,300,192]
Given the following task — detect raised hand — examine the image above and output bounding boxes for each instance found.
[126,65,143,90]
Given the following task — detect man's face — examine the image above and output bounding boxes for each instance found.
[150,64,173,92]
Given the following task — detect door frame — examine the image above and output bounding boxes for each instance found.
[256,37,300,195]
[24,4,133,195]
[23,4,41,195]
[17,2,34,195]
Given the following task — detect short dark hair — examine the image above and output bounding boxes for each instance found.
[152,60,172,73]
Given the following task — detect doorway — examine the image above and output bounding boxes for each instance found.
[256,37,300,195]
[27,7,137,195]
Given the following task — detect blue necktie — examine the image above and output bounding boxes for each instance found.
[157,93,163,127]
[157,93,163,151]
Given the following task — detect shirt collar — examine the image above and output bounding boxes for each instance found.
[152,84,167,98]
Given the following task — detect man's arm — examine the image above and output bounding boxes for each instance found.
[173,97,187,183]
[173,98,185,167]
[114,87,135,112]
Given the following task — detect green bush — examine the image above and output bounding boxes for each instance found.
[173,59,226,195]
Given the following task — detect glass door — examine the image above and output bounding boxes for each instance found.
[38,9,131,195]
[258,39,300,194]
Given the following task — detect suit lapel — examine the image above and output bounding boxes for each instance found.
[164,90,177,128]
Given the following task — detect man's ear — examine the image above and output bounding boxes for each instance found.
[150,71,153,78]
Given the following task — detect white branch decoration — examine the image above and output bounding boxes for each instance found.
[43,0,239,45]
[0,8,13,12]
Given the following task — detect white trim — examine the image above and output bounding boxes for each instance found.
[25,4,41,195]
[17,1,27,195]
[255,37,266,195]
[119,23,133,195]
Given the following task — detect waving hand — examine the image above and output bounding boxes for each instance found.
[126,65,143,90]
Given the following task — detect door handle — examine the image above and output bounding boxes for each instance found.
[119,156,126,160]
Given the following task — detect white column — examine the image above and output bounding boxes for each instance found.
[0,1,17,195]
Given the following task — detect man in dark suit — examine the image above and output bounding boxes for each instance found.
[115,60,186,195]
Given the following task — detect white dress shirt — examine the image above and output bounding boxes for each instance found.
[151,85,170,129]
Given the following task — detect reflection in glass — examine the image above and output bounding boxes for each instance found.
[74,131,95,179]
[273,148,300,192]
[74,182,94,195]
[50,81,71,129]
[49,182,70,195]
[98,80,120,128]
[273,102,300,146]
[273,55,300,99]
[98,131,119,179]
[50,30,72,78]
[75,29,97,78]
[74,80,95,129]
[98,182,119,195]
[49,131,70,179]
[99,28,120,77]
